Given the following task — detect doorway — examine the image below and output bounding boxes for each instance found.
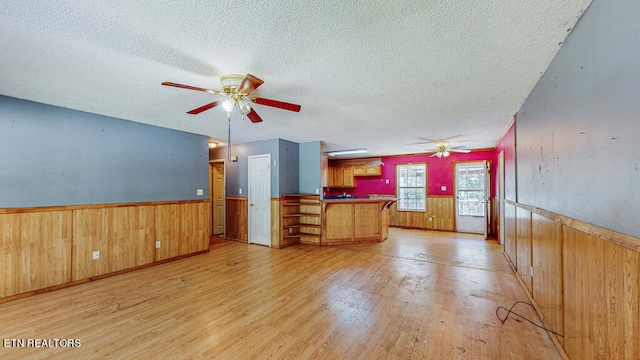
[248,154,271,246]
[455,161,489,235]
[209,161,225,236]
[498,151,505,245]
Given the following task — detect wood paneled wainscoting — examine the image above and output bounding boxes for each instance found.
[388,196,455,231]
[503,200,640,359]
[0,200,209,303]
[224,197,248,243]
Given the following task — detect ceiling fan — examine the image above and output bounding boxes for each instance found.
[429,142,471,158]
[162,74,301,123]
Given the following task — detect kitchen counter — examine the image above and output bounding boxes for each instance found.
[321,198,397,245]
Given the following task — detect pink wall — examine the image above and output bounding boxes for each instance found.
[325,149,496,198]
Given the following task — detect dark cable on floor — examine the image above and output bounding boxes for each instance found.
[496,301,564,337]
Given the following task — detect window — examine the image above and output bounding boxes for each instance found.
[456,162,485,216]
[396,164,426,211]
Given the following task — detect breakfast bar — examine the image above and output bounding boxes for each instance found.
[321,198,397,245]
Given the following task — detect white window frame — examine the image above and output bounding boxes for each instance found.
[396,163,427,212]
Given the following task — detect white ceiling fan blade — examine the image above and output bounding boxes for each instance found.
[450,148,471,153]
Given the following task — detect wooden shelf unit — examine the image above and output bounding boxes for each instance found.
[280,194,322,245]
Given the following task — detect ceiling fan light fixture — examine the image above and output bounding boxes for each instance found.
[208,141,218,149]
[238,99,251,115]
[221,98,236,113]
[220,74,244,94]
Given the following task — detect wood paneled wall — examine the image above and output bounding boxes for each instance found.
[563,226,639,359]
[503,200,640,359]
[516,207,532,293]
[155,202,209,262]
[531,213,563,345]
[0,210,72,298]
[388,196,455,231]
[225,197,248,243]
[73,206,155,280]
[270,199,283,248]
[0,201,209,301]
[503,202,517,268]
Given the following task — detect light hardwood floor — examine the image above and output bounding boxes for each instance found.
[0,228,561,359]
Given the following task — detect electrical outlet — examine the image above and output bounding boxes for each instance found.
[530,266,534,277]
[315,188,319,194]
[239,188,242,194]
[289,228,292,233]
[428,217,432,222]
[196,189,204,196]
[92,251,100,260]
[155,241,161,249]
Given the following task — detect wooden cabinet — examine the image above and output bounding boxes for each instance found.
[327,166,355,188]
[341,166,355,187]
[280,194,322,246]
[353,164,382,176]
[320,154,329,188]
[321,199,395,245]
[326,159,381,188]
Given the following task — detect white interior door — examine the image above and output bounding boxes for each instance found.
[248,154,271,246]
[455,161,486,234]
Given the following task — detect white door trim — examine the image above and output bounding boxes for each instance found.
[209,159,226,236]
[248,154,271,246]
[455,160,487,234]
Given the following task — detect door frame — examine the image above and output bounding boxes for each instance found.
[498,150,505,245]
[209,159,226,236]
[484,161,491,240]
[248,154,271,246]
[454,160,488,234]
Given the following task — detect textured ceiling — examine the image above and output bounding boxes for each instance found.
[0,0,591,158]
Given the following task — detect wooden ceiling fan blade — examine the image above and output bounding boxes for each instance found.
[236,74,264,95]
[162,82,224,95]
[247,108,263,123]
[253,97,301,112]
[187,101,221,114]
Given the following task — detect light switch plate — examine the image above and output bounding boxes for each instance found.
[196,189,204,196]
[92,251,100,260]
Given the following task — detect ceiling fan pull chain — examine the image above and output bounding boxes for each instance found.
[227,117,231,162]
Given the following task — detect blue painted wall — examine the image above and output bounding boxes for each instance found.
[516,0,640,238]
[278,139,299,196]
[213,139,279,197]
[211,138,302,198]
[299,141,322,195]
[0,95,209,207]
